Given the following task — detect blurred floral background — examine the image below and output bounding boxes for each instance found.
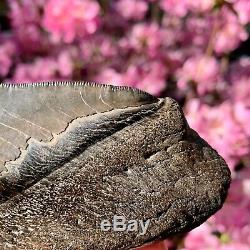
[0,0,250,249]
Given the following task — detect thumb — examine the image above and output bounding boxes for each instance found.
[132,240,168,250]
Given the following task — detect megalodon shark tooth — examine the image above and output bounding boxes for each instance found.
[0,81,230,250]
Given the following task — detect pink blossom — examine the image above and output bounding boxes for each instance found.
[237,167,250,196]
[177,55,220,95]
[234,102,250,137]
[185,99,250,170]
[229,57,250,82]
[15,24,46,53]
[218,243,250,250]
[210,174,250,245]
[0,40,16,77]
[181,15,213,50]
[8,0,42,27]
[227,58,250,137]
[96,61,167,95]
[242,179,250,196]
[226,178,245,203]
[212,203,250,232]
[160,0,190,17]
[8,0,46,53]
[57,50,75,78]
[125,61,168,95]
[214,7,248,54]
[229,57,250,105]
[12,57,59,82]
[99,39,118,58]
[189,0,215,12]
[43,0,100,43]
[161,16,184,48]
[160,0,214,16]
[233,0,250,24]
[232,225,250,246]
[81,35,118,63]
[115,0,148,20]
[128,23,163,57]
[95,68,124,86]
[183,223,220,250]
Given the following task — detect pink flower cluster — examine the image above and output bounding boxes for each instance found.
[177,55,220,95]
[115,0,148,20]
[185,101,250,171]
[1,0,250,249]
[0,39,16,77]
[43,0,100,43]
[160,0,214,16]
[13,50,75,82]
[185,57,250,171]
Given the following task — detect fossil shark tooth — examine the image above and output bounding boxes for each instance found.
[0,81,230,250]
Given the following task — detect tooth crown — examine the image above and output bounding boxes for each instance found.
[0,81,231,250]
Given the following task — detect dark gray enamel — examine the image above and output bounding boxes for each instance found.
[0,81,231,250]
